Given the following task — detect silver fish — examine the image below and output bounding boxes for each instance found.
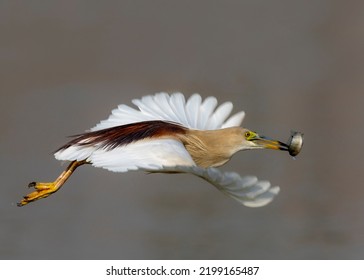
[288,132,303,156]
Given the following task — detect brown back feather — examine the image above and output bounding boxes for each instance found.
[56,120,187,152]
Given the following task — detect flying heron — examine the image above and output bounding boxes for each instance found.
[18,92,303,207]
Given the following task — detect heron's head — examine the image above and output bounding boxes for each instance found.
[183,127,301,167]
[241,129,289,152]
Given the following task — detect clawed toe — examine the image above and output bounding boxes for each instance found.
[18,161,85,207]
[18,182,57,207]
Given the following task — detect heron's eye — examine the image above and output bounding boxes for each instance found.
[245,130,257,140]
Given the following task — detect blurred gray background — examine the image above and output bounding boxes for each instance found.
[1,0,364,259]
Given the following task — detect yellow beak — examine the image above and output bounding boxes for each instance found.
[251,135,289,151]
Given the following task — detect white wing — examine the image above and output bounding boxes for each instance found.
[162,166,280,207]
[55,139,196,172]
[91,92,245,131]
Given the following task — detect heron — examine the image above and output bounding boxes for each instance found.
[18,92,303,207]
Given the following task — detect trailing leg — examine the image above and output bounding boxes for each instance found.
[17,160,86,207]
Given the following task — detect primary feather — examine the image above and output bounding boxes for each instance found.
[55,92,279,207]
[91,92,245,131]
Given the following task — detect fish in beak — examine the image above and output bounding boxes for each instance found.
[249,131,303,156]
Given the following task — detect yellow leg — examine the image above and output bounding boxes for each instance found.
[17,160,86,207]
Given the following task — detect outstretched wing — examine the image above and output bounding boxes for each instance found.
[161,166,280,207]
[91,92,245,131]
[88,139,195,172]
[55,125,196,172]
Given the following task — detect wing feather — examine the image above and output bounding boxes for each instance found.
[169,93,189,125]
[152,92,181,122]
[162,166,280,207]
[56,139,195,172]
[91,92,244,131]
[197,96,217,128]
[93,105,151,130]
[132,96,164,119]
[185,93,202,128]
[206,101,233,129]
[221,111,245,128]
